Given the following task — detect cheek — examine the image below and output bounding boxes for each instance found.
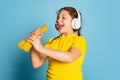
[64,20,72,25]
[64,20,72,27]
[64,20,70,25]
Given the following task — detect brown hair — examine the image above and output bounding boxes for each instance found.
[56,7,82,36]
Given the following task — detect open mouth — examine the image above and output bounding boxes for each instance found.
[57,23,64,30]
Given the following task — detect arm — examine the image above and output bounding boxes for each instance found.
[26,35,81,63]
[30,48,47,68]
[37,47,81,63]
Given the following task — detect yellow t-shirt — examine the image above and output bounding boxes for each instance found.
[44,33,86,80]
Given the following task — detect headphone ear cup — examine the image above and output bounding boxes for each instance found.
[72,18,80,29]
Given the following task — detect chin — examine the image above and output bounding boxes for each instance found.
[58,30,64,34]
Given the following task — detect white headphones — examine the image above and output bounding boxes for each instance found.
[72,9,81,29]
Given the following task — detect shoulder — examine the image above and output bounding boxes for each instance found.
[72,35,86,54]
[45,35,60,44]
[74,35,86,43]
[46,37,55,43]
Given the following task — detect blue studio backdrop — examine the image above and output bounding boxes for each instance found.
[0,0,120,80]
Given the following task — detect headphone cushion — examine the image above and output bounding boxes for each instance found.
[72,18,80,29]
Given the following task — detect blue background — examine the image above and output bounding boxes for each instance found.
[0,0,120,80]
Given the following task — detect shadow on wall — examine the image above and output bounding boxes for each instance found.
[12,50,48,80]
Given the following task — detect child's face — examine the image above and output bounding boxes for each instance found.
[56,10,73,35]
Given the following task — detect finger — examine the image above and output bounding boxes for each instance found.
[30,32,35,36]
[26,36,35,42]
[26,38,33,42]
[30,29,38,36]
[35,29,43,35]
[30,30,42,36]
[25,39,33,45]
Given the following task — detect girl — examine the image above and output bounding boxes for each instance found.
[26,7,86,80]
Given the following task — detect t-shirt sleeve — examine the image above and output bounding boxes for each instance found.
[71,36,86,54]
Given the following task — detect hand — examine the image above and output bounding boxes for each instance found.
[26,35,43,51]
[30,28,43,39]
